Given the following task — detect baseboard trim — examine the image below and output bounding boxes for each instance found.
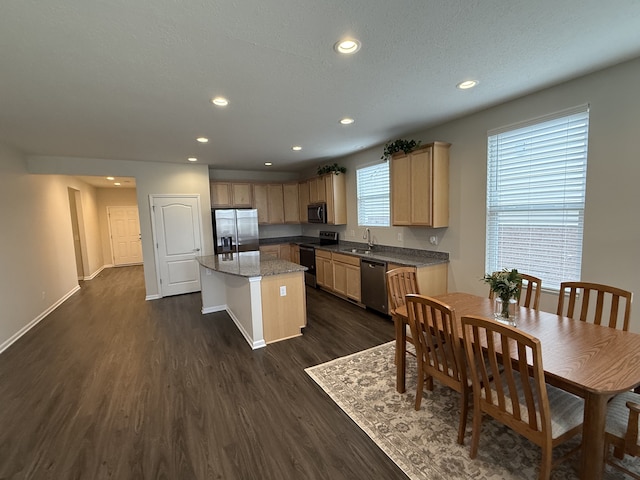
[83,265,106,281]
[224,308,266,350]
[202,305,226,314]
[145,294,162,301]
[0,285,81,355]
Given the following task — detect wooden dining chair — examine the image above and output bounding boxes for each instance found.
[461,314,584,479]
[557,281,633,331]
[406,294,469,445]
[386,267,420,355]
[488,272,542,310]
[605,391,640,478]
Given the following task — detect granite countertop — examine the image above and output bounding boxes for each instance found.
[196,251,307,278]
[316,243,448,268]
[259,236,449,268]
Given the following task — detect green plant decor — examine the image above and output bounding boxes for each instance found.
[381,139,422,161]
[483,268,522,319]
[317,163,347,176]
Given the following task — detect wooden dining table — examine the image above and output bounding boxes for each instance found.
[394,292,640,480]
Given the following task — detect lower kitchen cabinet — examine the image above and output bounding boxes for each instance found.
[315,249,333,290]
[259,245,280,258]
[332,253,361,302]
[387,262,448,296]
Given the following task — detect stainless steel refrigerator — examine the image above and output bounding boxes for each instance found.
[212,209,259,254]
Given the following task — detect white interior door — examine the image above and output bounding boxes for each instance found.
[151,195,202,297]
[108,206,142,266]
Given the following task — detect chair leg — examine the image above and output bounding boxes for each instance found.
[538,444,552,480]
[415,363,424,410]
[469,403,481,459]
[457,388,469,445]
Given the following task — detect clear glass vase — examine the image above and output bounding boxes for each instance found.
[494,296,518,326]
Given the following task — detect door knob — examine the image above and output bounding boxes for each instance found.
[194,248,200,252]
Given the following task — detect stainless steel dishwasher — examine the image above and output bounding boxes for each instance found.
[360,258,388,315]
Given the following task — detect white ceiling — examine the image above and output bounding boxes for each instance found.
[2,1,640,173]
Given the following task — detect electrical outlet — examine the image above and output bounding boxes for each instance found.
[397,232,403,242]
[41,291,46,300]
[205,268,212,276]
[429,235,438,245]
[349,229,355,237]
[280,286,287,296]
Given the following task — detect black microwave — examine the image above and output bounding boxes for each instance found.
[307,203,327,223]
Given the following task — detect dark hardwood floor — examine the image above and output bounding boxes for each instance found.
[0,266,407,479]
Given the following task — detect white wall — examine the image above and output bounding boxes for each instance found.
[0,147,103,351]
[313,57,640,332]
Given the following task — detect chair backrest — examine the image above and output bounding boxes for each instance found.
[557,281,633,331]
[386,267,419,316]
[406,294,466,391]
[461,314,552,443]
[488,272,542,310]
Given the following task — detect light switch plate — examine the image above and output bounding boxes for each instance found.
[280,286,286,296]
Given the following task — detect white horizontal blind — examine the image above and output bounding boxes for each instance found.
[486,107,589,291]
[357,162,390,226]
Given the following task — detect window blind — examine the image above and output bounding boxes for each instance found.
[357,162,390,226]
[486,106,589,291]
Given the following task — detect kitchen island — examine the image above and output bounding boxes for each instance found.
[197,251,307,349]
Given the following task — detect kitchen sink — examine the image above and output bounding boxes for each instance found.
[344,248,374,255]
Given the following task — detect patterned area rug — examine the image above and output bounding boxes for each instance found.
[305,342,638,480]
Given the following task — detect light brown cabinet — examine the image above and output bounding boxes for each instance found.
[282,183,300,223]
[315,249,333,290]
[210,182,253,208]
[308,176,326,204]
[291,244,300,264]
[387,262,448,296]
[279,243,292,262]
[323,173,347,225]
[267,184,285,224]
[252,184,269,224]
[259,243,295,262]
[259,245,280,258]
[332,252,361,302]
[298,181,309,223]
[390,142,450,227]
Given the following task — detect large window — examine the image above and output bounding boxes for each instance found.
[357,162,390,226]
[486,105,589,291]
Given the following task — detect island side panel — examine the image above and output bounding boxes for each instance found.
[200,265,228,313]
[261,271,306,344]
[226,274,266,349]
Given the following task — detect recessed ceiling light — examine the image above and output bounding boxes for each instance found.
[188,157,198,162]
[292,146,302,151]
[106,176,115,181]
[196,137,209,143]
[457,80,478,90]
[334,38,361,54]
[114,182,121,186]
[264,162,272,166]
[211,97,229,107]
[340,117,355,125]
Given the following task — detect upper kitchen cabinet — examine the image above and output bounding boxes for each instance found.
[282,183,300,224]
[252,184,270,224]
[267,184,285,224]
[210,182,253,208]
[298,180,309,223]
[308,176,326,204]
[390,142,450,227]
[324,173,347,225]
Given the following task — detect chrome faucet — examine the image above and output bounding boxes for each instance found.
[363,228,374,248]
